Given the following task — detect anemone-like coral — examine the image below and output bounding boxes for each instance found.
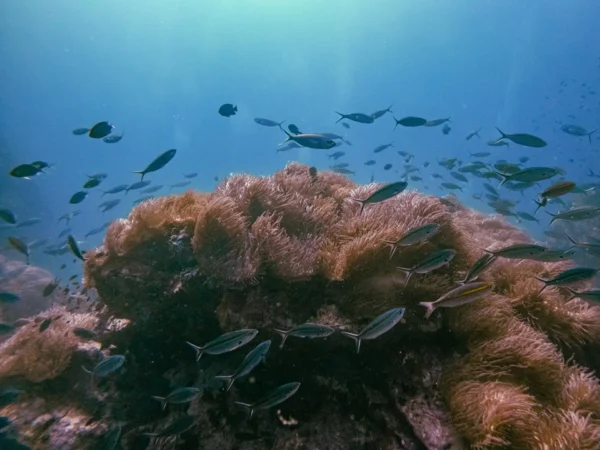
[7,162,598,448]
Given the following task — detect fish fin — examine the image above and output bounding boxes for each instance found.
[495,171,509,187]
[235,402,254,418]
[563,286,578,301]
[81,365,91,374]
[273,328,289,349]
[277,120,286,129]
[340,331,361,353]
[533,276,548,295]
[419,302,436,319]
[396,267,413,285]
[349,198,366,215]
[588,129,598,144]
[334,112,346,123]
[533,199,544,214]
[495,127,507,139]
[215,375,235,392]
[186,341,204,362]
[151,396,167,410]
[133,171,145,181]
[386,104,393,112]
[393,116,399,130]
[545,210,557,225]
[383,240,398,259]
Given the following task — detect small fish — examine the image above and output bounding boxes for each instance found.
[7,237,30,264]
[364,160,376,166]
[527,249,577,262]
[441,182,463,191]
[103,132,124,144]
[83,177,102,189]
[563,287,600,302]
[335,112,374,124]
[126,180,151,194]
[215,340,272,391]
[470,152,490,158]
[442,124,450,134]
[103,426,122,450]
[330,163,349,169]
[183,173,198,179]
[564,233,600,250]
[274,324,334,349]
[424,117,451,127]
[170,181,191,189]
[144,415,199,437]
[350,181,408,215]
[420,282,493,319]
[328,152,345,159]
[458,253,497,284]
[235,382,301,418]
[450,172,468,183]
[332,167,355,175]
[87,173,108,180]
[485,244,548,260]
[39,318,52,332]
[540,181,576,198]
[99,199,120,212]
[0,292,19,303]
[497,167,559,187]
[288,124,302,135]
[483,184,498,196]
[152,387,200,410]
[393,116,427,129]
[397,249,456,285]
[67,235,85,261]
[72,127,90,135]
[42,278,60,297]
[186,329,258,361]
[494,127,547,148]
[30,238,52,249]
[560,124,597,143]
[134,149,177,181]
[0,209,17,225]
[140,185,163,194]
[373,142,394,153]
[82,355,125,379]
[218,103,237,117]
[0,323,14,334]
[370,105,393,120]
[534,268,599,295]
[69,191,88,204]
[341,308,405,353]
[547,207,600,225]
[133,196,155,206]
[341,122,350,128]
[9,164,42,178]
[465,128,485,141]
[384,163,392,170]
[16,218,41,228]
[255,118,285,127]
[88,121,114,139]
[281,130,336,150]
[487,138,510,147]
[384,223,440,258]
[516,211,540,223]
[102,184,129,196]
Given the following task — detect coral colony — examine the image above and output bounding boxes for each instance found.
[2,163,600,448]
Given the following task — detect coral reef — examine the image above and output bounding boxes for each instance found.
[2,163,600,449]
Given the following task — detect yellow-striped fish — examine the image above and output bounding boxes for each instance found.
[419,282,493,319]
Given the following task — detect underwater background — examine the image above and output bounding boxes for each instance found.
[1,1,600,449]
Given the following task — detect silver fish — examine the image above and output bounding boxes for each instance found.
[281,130,336,150]
[458,253,497,284]
[151,387,200,410]
[534,268,599,295]
[397,249,456,285]
[547,207,600,225]
[83,355,125,379]
[384,223,440,258]
[144,415,199,437]
[235,382,301,418]
[420,282,494,319]
[215,340,272,391]
[497,167,559,187]
[186,328,258,361]
[494,127,547,148]
[103,425,122,450]
[485,244,548,260]
[372,142,394,153]
[564,287,600,302]
[274,324,334,349]
[527,249,577,262]
[341,308,405,353]
[351,181,408,215]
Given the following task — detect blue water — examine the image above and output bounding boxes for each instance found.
[1,0,599,272]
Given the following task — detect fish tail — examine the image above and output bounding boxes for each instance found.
[396,267,413,285]
[151,396,168,410]
[340,331,361,353]
[349,198,366,215]
[235,402,254,418]
[533,276,548,295]
[186,341,203,362]
[81,365,91,374]
[215,375,235,392]
[495,126,507,139]
[588,128,598,144]
[564,286,578,301]
[533,199,544,214]
[273,328,289,349]
[545,210,557,225]
[419,302,436,319]
[393,117,399,130]
[495,171,509,187]
[334,112,345,123]
[133,171,145,181]
[383,241,398,259]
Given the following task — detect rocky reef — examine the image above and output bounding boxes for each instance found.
[2,162,600,449]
